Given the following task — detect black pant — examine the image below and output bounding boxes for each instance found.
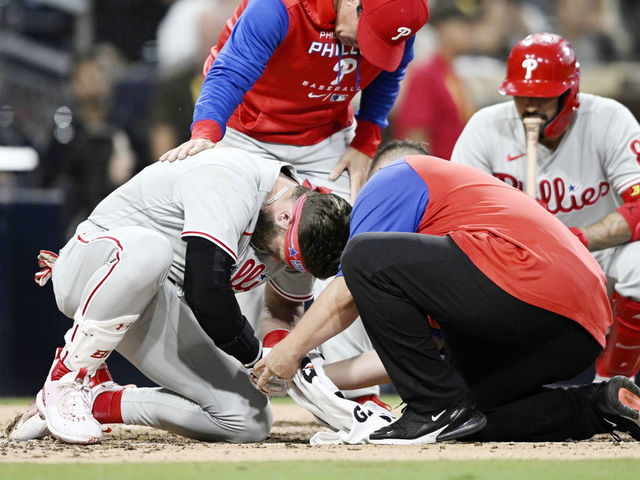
[341,232,605,441]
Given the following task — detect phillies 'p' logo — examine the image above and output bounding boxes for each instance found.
[391,27,412,41]
[522,57,539,79]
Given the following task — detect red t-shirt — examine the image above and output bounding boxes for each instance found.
[393,55,470,159]
[349,155,611,346]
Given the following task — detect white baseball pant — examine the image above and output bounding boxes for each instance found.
[52,221,272,441]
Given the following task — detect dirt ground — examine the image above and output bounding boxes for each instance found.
[1,403,639,463]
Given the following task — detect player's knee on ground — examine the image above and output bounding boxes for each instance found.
[199,398,272,443]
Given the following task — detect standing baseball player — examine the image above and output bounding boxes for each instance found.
[451,33,640,383]
[11,146,351,444]
[256,141,640,443]
[159,0,430,400]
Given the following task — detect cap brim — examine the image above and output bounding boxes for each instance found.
[498,79,570,98]
[357,17,405,72]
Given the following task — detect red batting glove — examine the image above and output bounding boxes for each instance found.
[569,227,589,249]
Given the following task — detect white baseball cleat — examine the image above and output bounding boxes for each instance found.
[37,367,103,445]
[10,360,133,442]
[8,392,49,441]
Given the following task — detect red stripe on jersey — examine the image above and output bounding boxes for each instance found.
[182,231,237,260]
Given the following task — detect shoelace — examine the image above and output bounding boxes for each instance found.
[58,374,93,420]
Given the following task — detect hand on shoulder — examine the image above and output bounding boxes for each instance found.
[159,138,217,162]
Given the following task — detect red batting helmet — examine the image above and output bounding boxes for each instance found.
[499,33,580,139]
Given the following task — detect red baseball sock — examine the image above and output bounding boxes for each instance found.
[596,292,640,378]
[50,348,71,381]
[92,390,124,424]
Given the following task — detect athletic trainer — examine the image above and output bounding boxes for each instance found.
[256,141,640,443]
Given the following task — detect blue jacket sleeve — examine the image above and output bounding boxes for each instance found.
[336,159,428,275]
[355,36,415,130]
[191,0,289,136]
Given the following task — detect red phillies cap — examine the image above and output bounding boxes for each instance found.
[357,0,429,72]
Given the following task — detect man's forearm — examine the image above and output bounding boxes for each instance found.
[324,349,391,390]
[582,210,632,251]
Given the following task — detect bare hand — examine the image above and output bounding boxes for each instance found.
[328,147,372,204]
[159,138,216,162]
[253,341,302,392]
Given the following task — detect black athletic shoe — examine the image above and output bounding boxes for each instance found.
[368,403,487,444]
[594,376,640,441]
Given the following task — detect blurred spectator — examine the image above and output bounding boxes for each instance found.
[40,50,137,237]
[472,0,550,59]
[0,82,38,188]
[391,2,478,159]
[93,0,169,62]
[552,0,630,65]
[156,0,222,76]
[0,103,29,149]
[149,2,234,160]
[620,0,640,61]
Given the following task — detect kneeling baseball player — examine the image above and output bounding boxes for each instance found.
[10,145,353,444]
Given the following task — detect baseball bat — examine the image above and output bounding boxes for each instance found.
[523,116,544,199]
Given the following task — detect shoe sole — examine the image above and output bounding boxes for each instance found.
[369,411,488,445]
[369,424,449,445]
[36,389,102,445]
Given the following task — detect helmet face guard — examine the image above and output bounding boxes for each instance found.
[499,33,580,140]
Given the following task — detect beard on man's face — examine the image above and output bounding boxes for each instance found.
[251,208,282,254]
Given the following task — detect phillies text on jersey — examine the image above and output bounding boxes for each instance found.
[190,0,414,148]
[451,94,640,228]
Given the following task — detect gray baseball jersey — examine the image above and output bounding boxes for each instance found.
[451,94,640,228]
[49,146,319,441]
[87,146,313,301]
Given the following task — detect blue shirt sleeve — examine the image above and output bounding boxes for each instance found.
[191,0,289,135]
[336,159,429,276]
[355,37,415,130]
